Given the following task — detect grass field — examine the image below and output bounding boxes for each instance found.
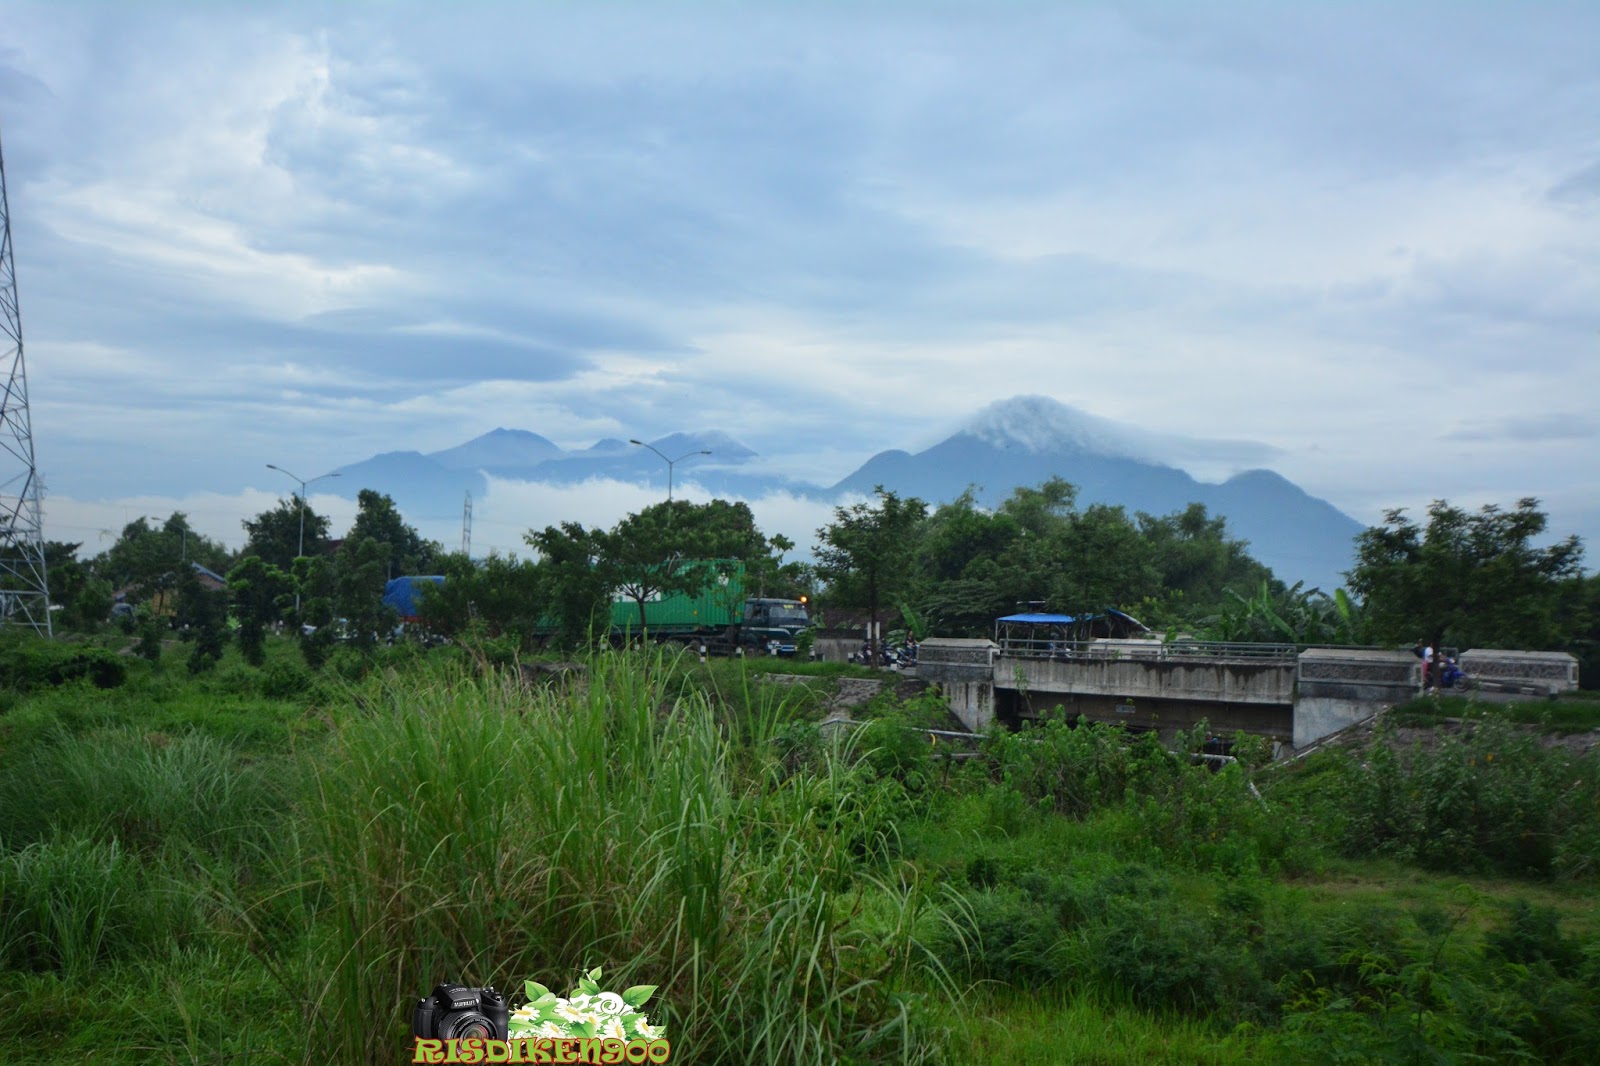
[1,633,1596,1064]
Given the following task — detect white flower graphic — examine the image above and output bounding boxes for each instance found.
[634,1016,661,1040]
[592,991,628,1016]
[555,999,595,1026]
[601,1017,627,1040]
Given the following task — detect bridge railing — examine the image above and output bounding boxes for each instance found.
[998,638,1299,662]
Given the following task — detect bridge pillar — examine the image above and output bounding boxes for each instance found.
[916,638,998,731]
[1294,648,1419,748]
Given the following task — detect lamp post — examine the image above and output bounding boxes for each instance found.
[266,464,341,612]
[628,440,711,521]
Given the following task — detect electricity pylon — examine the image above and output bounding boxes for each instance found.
[0,130,52,635]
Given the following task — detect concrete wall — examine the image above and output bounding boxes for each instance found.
[1294,648,1419,747]
[917,638,999,732]
[995,655,1295,706]
[1459,650,1579,694]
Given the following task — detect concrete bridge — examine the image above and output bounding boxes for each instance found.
[916,638,1579,751]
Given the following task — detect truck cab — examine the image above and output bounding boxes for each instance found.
[741,597,812,655]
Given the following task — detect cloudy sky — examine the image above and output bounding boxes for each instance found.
[2,1,1597,561]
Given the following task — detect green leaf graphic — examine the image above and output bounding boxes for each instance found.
[524,980,551,1002]
[621,985,657,1008]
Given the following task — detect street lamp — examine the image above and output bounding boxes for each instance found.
[628,440,711,519]
[266,464,341,611]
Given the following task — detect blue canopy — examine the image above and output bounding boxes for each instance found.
[996,613,1086,624]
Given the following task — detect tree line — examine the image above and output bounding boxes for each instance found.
[33,479,1600,682]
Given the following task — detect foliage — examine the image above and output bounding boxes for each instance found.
[170,564,227,674]
[133,609,165,662]
[0,633,127,691]
[419,550,545,646]
[4,636,1600,1064]
[88,513,231,606]
[1197,580,1364,644]
[242,495,330,571]
[601,498,778,641]
[226,555,291,666]
[524,522,612,648]
[1350,497,1587,652]
[816,486,928,664]
[346,488,441,579]
[908,482,1278,637]
[1334,715,1600,879]
[41,541,112,632]
[293,555,338,669]
[332,534,398,655]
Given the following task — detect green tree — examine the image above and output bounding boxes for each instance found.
[42,541,113,632]
[346,489,440,579]
[600,499,776,643]
[244,497,331,572]
[416,551,545,646]
[91,513,231,605]
[815,486,928,665]
[911,489,1023,634]
[227,555,292,666]
[293,555,337,670]
[1136,503,1279,625]
[525,522,612,649]
[174,565,227,674]
[1348,498,1586,652]
[333,536,398,654]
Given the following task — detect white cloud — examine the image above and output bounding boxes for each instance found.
[6,2,1599,567]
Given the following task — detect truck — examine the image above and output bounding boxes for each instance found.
[388,563,813,655]
[609,562,812,655]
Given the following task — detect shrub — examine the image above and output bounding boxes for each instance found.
[984,714,1170,819]
[936,886,1063,986]
[260,658,311,700]
[0,637,127,691]
[1340,716,1600,878]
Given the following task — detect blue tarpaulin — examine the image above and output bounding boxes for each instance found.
[383,576,444,620]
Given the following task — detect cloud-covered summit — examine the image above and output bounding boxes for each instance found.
[959,395,1282,480]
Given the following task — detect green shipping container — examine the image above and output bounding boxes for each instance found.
[608,561,748,636]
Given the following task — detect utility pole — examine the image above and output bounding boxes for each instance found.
[265,464,340,614]
[628,439,711,526]
[0,130,51,636]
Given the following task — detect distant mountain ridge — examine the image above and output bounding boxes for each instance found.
[325,396,1361,591]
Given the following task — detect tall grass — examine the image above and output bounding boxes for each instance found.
[0,726,288,862]
[298,651,948,1064]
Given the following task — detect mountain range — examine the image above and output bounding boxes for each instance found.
[327,396,1363,592]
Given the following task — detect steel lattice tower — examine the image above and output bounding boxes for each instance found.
[0,130,52,636]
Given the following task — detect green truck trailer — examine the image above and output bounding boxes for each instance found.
[608,563,812,655]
